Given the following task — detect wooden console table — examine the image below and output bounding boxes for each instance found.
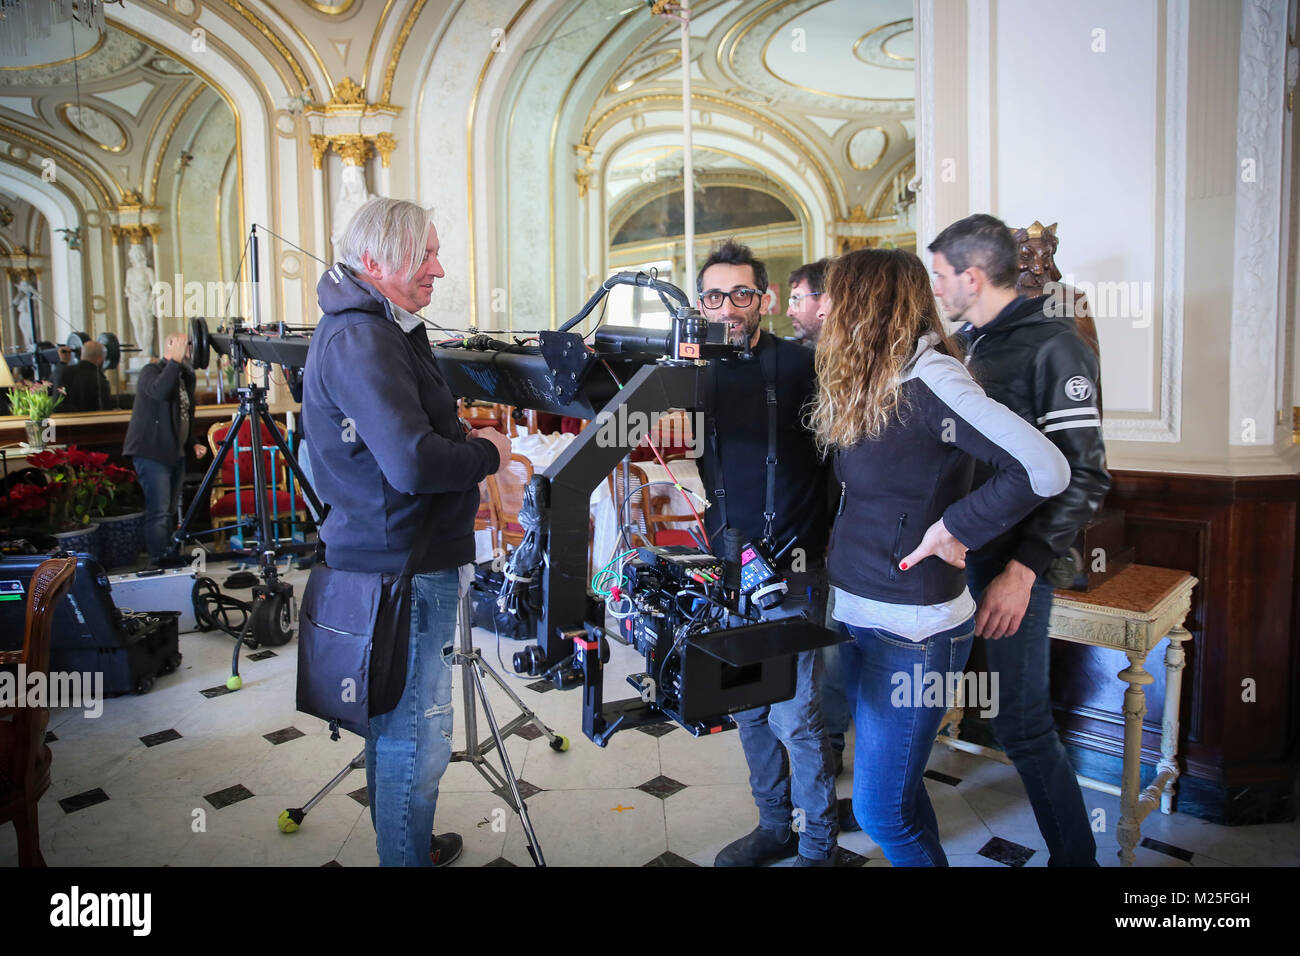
[940,564,1196,866]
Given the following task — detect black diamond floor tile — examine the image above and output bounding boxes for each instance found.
[1141,837,1194,862]
[643,850,698,867]
[483,856,517,867]
[834,846,868,867]
[923,769,962,787]
[321,860,342,867]
[44,731,57,743]
[248,650,278,661]
[978,836,1036,867]
[637,774,687,799]
[635,722,677,738]
[347,787,369,807]
[264,726,306,745]
[204,784,255,809]
[510,779,542,800]
[140,728,183,748]
[200,684,236,698]
[59,788,109,814]
[525,680,554,694]
[513,723,543,741]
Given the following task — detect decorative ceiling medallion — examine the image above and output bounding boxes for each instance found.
[742,0,913,108]
[608,49,681,95]
[853,18,914,70]
[147,56,192,75]
[846,126,888,171]
[58,103,127,152]
[300,0,356,13]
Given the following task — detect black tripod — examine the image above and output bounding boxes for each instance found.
[172,381,324,653]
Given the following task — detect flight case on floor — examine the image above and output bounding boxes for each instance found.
[0,553,183,696]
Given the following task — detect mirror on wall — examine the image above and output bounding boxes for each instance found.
[1,21,241,409]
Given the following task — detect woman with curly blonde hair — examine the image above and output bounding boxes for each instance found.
[810,248,1069,866]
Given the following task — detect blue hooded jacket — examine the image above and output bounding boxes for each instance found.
[302,264,499,573]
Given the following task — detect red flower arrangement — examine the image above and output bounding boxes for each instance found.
[0,445,141,534]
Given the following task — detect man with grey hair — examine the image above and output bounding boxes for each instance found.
[52,338,115,412]
[303,197,511,867]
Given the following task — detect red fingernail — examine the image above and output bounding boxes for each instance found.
[899,562,908,570]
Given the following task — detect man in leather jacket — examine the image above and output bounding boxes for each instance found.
[929,213,1110,866]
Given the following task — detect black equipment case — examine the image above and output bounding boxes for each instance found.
[0,553,182,695]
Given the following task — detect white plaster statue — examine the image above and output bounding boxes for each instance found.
[124,244,158,360]
[331,164,374,251]
[10,278,37,350]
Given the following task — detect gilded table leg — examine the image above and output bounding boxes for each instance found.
[1157,626,1190,814]
[1116,651,1154,866]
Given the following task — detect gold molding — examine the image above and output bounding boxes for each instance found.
[328,76,366,107]
[468,0,536,326]
[300,0,356,12]
[109,17,246,296]
[380,0,430,107]
[758,3,912,102]
[310,134,329,169]
[217,0,317,99]
[545,3,635,327]
[1293,407,1299,444]
[0,123,114,207]
[333,134,372,165]
[363,0,399,96]
[582,92,840,214]
[606,48,682,95]
[846,125,889,171]
[150,84,206,202]
[57,103,127,152]
[110,223,161,244]
[0,29,106,71]
[602,136,813,255]
[853,18,914,66]
[374,132,396,168]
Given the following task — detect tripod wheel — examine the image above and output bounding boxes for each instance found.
[278,808,304,833]
[252,590,295,647]
[550,734,570,753]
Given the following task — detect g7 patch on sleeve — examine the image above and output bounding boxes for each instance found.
[1064,375,1094,402]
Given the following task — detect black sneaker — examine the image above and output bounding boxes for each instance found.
[430,831,463,867]
[714,826,796,867]
[837,798,861,833]
[793,853,836,867]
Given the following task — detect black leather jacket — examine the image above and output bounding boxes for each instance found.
[957,295,1111,580]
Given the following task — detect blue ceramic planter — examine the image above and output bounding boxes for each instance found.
[96,511,146,569]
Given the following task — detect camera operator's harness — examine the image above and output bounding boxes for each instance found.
[705,338,780,552]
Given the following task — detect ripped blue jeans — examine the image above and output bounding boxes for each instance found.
[365,568,460,866]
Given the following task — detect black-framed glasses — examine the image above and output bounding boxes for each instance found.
[700,287,761,309]
[788,291,822,307]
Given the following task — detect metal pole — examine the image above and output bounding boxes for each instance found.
[680,1,695,294]
[249,225,261,329]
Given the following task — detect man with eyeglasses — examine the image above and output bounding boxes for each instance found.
[695,239,840,867]
[786,258,830,345]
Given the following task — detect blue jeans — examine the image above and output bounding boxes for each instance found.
[841,618,974,866]
[967,555,1097,866]
[134,455,184,562]
[733,648,838,860]
[364,568,459,866]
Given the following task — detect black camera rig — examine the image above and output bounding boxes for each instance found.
[185,271,844,745]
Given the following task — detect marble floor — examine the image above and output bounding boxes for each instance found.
[4,558,1299,868]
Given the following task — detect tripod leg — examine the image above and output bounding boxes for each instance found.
[278,750,366,833]
[458,589,479,760]
[174,406,248,556]
[468,661,546,867]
